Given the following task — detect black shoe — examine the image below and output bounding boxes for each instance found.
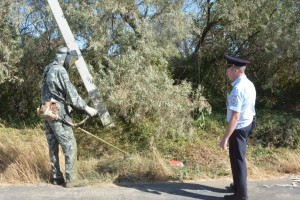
[224,194,235,200]
[226,183,236,192]
[51,177,65,185]
[225,194,248,200]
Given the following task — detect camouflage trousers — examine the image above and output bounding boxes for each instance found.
[44,119,77,182]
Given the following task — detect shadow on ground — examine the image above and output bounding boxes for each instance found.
[114,180,230,200]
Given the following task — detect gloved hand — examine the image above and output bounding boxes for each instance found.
[84,106,98,117]
[106,123,116,128]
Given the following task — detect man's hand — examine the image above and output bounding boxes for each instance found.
[219,138,228,150]
[219,111,239,150]
[84,106,98,117]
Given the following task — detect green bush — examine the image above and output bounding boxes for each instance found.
[93,50,211,142]
[254,110,300,149]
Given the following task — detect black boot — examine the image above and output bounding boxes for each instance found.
[51,177,65,185]
[226,183,236,192]
[224,194,235,200]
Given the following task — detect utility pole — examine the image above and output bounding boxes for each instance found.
[47,0,113,126]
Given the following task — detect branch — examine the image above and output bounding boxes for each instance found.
[118,11,142,39]
[149,4,168,20]
[235,30,261,56]
[193,0,219,55]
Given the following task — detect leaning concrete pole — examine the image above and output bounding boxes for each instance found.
[47,0,113,126]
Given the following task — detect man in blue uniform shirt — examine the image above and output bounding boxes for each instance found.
[219,54,256,200]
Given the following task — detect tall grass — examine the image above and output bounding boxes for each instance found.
[0,127,51,183]
[80,152,170,185]
[0,127,172,184]
[247,145,300,179]
[1,117,300,184]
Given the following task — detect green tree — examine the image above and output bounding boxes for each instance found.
[1,0,299,127]
[0,0,61,122]
[60,0,211,139]
[0,0,212,143]
[172,0,300,110]
[0,0,23,83]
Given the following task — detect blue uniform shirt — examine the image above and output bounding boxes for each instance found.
[227,75,256,129]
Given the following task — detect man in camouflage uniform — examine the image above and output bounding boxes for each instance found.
[41,47,98,187]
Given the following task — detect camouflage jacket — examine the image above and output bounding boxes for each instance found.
[41,62,87,111]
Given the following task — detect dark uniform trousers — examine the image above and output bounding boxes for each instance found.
[229,117,255,200]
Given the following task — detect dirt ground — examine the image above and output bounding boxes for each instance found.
[0,175,299,200]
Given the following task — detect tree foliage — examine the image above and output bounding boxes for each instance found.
[181,0,300,109]
[0,0,24,83]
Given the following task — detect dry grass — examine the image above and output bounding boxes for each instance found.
[160,138,232,180]
[247,147,300,180]
[0,127,300,184]
[0,127,171,184]
[277,150,300,173]
[79,152,171,185]
[0,127,52,183]
[159,137,300,181]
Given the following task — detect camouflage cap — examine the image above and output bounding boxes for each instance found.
[55,47,68,63]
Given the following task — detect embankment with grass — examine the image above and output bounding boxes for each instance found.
[0,109,299,185]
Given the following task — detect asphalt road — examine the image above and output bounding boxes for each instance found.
[0,176,299,200]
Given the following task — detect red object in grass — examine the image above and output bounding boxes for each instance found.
[168,160,184,167]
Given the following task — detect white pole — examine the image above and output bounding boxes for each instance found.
[47,0,113,126]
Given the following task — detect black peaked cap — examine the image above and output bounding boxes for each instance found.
[225,54,250,67]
